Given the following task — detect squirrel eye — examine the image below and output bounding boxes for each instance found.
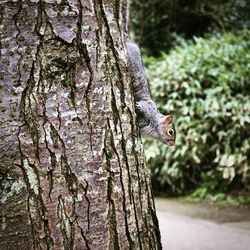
[168,128,174,136]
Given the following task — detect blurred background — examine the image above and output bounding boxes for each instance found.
[129,1,250,248]
[130,0,250,203]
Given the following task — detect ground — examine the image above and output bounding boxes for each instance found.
[155,197,250,250]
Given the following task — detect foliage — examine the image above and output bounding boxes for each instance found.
[144,30,250,195]
[130,0,250,56]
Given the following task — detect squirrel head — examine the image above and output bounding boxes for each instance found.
[161,115,176,146]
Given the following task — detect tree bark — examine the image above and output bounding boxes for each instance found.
[0,1,162,249]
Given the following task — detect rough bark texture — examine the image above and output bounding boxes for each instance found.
[0,1,162,249]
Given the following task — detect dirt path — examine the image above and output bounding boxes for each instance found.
[155,198,250,250]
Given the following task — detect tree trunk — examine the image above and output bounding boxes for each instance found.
[0,1,162,249]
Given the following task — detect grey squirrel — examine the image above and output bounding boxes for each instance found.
[127,41,176,146]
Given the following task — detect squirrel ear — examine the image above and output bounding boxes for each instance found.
[164,115,173,124]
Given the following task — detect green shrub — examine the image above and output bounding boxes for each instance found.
[144,30,250,195]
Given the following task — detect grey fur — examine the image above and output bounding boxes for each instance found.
[127,41,166,142]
